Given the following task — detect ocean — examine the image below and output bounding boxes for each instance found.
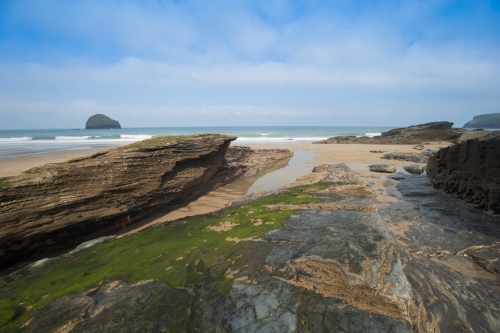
[0,126,394,158]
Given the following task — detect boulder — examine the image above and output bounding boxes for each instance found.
[314,121,465,144]
[382,151,433,163]
[368,164,396,173]
[0,135,292,271]
[427,132,500,213]
[85,114,121,129]
[403,165,423,175]
[463,113,500,129]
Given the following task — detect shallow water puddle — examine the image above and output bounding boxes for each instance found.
[120,149,316,234]
[246,149,316,193]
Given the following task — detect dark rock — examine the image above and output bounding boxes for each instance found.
[25,280,192,333]
[427,132,500,214]
[382,174,500,332]
[463,113,500,129]
[85,114,121,129]
[403,165,424,174]
[369,164,396,173]
[0,135,292,271]
[313,121,465,144]
[382,151,432,163]
[458,244,500,276]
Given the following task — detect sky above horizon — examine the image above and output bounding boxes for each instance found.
[1,0,499,129]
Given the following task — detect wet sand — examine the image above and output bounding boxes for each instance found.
[0,148,109,177]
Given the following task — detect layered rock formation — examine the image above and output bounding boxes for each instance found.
[0,135,292,271]
[427,131,500,214]
[463,112,500,129]
[2,164,416,332]
[314,121,465,144]
[85,114,121,129]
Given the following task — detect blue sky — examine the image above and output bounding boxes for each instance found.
[1,0,499,128]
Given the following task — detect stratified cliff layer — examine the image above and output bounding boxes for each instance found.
[314,121,464,144]
[0,135,292,271]
[427,132,500,214]
[463,112,500,129]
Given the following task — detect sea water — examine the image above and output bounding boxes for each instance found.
[0,126,394,158]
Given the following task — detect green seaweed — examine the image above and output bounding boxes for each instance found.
[0,182,326,332]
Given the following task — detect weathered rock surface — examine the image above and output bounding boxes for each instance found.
[463,112,500,129]
[0,135,292,271]
[403,165,424,175]
[2,164,417,332]
[369,164,396,173]
[457,129,491,141]
[382,151,433,163]
[4,163,500,332]
[427,132,500,214]
[85,114,121,129]
[314,121,465,144]
[380,174,500,332]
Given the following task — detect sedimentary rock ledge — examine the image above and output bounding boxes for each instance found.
[427,131,500,214]
[0,134,292,271]
[314,121,464,144]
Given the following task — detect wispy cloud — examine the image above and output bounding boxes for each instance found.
[0,0,499,128]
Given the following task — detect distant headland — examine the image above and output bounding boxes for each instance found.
[463,112,500,129]
[85,114,121,129]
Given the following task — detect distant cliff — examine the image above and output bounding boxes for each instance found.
[463,113,500,129]
[85,114,121,129]
[314,121,464,144]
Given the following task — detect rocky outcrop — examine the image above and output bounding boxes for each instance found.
[463,112,500,129]
[314,121,465,144]
[403,165,424,175]
[85,114,121,129]
[6,165,415,332]
[382,151,434,163]
[427,132,500,213]
[369,164,396,173]
[0,135,292,271]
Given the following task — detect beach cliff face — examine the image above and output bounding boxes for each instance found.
[314,121,465,144]
[427,131,500,214]
[0,134,292,271]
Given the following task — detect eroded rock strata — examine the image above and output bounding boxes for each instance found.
[0,135,292,271]
[314,121,465,144]
[427,132,500,214]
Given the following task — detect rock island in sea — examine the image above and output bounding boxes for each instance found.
[85,114,121,129]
